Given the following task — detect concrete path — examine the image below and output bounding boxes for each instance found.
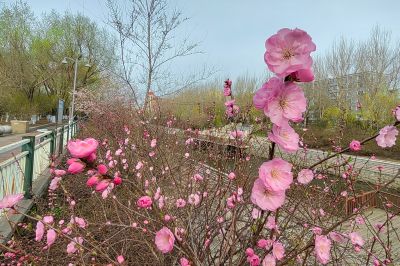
[0,123,61,163]
[249,136,400,189]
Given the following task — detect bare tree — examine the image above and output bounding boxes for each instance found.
[107,0,211,110]
[309,26,400,128]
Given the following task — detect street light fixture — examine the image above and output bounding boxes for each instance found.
[62,56,90,123]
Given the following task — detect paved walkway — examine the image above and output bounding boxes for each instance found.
[0,123,60,163]
[341,208,400,263]
[249,136,400,189]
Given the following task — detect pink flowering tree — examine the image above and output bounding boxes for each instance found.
[2,28,400,266]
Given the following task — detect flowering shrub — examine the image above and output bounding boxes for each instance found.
[1,28,400,265]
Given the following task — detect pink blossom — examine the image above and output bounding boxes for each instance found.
[117,255,125,264]
[204,238,211,248]
[135,161,144,170]
[272,242,285,260]
[67,158,79,165]
[185,138,194,145]
[225,99,236,107]
[35,221,44,241]
[268,124,299,153]
[230,130,244,139]
[115,149,123,156]
[164,214,171,222]
[151,139,157,148]
[262,254,276,266]
[86,152,97,162]
[251,178,286,211]
[315,235,331,265]
[137,196,152,208]
[259,158,293,191]
[158,196,165,209]
[224,79,232,88]
[257,239,268,248]
[66,237,83,254]
[228,172,236,180]
[87,175,100,187]
[49,177,61,191]
[67,138,98,159]
[67,161,85,174]
[252,208,261,219]
[376,125,398,148]
[223,86,231,96]
[46,229,57,248]
[74,217,87,228]
[349,232,364,247]
[253,78,281,110]
[245,248,255,257]
[154,187,161,200]
[193,174,203,181]
[95,180,110,192]
[0,193,23,209]
[97,164,108,175]
[113,176,122,185]
[349,140,362,151]
[176,198,186,208]
[43,215,54,224]
[247,254,261,266]
[188,194,200,206]
[264,28,316,78]
[180,257,191,266]
[289,68,314,82]
[4,252,16,259]
[297,169,314,185]
[263,81,306,126]
[54,169,66,176]
[329,231,345,243]
[155,227,175,253]
[226,196,235,209]
[266,216,276,229]
[312,227,322,235]
[100,183,114,199]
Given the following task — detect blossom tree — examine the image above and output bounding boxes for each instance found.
[1,28,400,266]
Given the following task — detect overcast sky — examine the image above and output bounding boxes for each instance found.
[13,0,400,79]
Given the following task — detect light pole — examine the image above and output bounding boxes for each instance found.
[62,56,91,123]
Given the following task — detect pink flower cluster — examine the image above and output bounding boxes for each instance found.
[66,138,123,197]
[0,193,23,211]
[222,80,240,118]
[251,158,292,211]
[223,79,232,96]
[225,99,240,118]
[252,28,316,212]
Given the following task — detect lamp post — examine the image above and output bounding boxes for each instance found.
[62,56,91,123]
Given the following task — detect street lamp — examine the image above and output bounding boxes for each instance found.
[62,56,91,123]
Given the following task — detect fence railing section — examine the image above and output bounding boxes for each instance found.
[0,122,78,216]
[345,191,377,215]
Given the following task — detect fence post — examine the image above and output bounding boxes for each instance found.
[66,124,70,143]
[22,136,35,199]
[50,129,56,156]
[59,126,64,153]
[71,122,75,137]
[73,122,77,137]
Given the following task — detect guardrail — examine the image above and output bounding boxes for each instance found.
[0,122,78,216]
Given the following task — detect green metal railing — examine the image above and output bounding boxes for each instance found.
[0,122,78,211]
